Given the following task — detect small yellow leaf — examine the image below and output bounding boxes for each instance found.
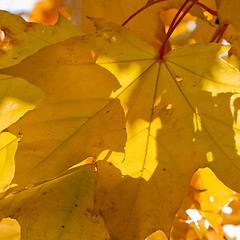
[0,132,18,194]
[146,230,168,240]
[0,218,20,240]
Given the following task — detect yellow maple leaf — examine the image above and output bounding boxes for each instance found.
[171,168,235,239]
[0,10,81,68]
[68,0,211,49]
[0,76,44,132]
[0,164,110,240]
[0,35,126,188]
[1,18,240,239]
[89,20,240,239]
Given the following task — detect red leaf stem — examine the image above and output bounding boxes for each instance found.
[158,0,198,58]
[121,0,167,26]
[122,0,217,27]
[209,24,228,43]
[216,24,228,43]
[196,2,218,16]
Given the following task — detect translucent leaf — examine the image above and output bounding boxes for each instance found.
[2,19,240,240]
[0,164,110,240]
[0,10,81,68]
[0,218,20,240]
[88,21,240,239]
[216,0,240,31]
[0,76,44,132]
[0,35,126,188]
[0,132,18,194]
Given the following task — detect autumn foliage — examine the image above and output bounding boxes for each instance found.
[1,0,240,239]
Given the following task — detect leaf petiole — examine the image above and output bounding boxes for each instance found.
[209,24,228,43]
[158,0,198,58]
[197,2,217,16]
[121,0,167,26]
[122,0,217,27]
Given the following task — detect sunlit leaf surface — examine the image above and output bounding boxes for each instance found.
[0,34,126,188]
[0,1,239,239]
[0,132,18,194]
[89,20,240,239]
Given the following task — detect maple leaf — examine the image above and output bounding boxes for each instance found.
[0,35,126,188]
[171,167,235,239]
[0,0,240,237]
[0,9,84,200]
[88,20,240,239]
[72,0,167,49]
[0,76,44,132]
[192,168,234,215]
[68,0,213,49]
[0,164,110,240]
[1,16,240,239]
[0,10,81,68]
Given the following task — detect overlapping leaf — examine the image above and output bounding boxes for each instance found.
[215,1,240,60]
[0,10,81,69]
[88,20,240,239]
[0,33,126,188]
[0,76,44,132]
[0,132,18,194]
[0,218,20,240]
[0,12,56,197]
[171,167,235,239]
[216,0,240,31]
[0,164,110,240]
[80,0,166,49]
[221,193,240,226]
[192,168,235,231]
[0,9,240,240]
[75,0,213,49]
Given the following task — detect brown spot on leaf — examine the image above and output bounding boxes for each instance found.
[85,208,91,213]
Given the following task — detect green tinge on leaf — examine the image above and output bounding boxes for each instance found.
[0,164,110,240]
